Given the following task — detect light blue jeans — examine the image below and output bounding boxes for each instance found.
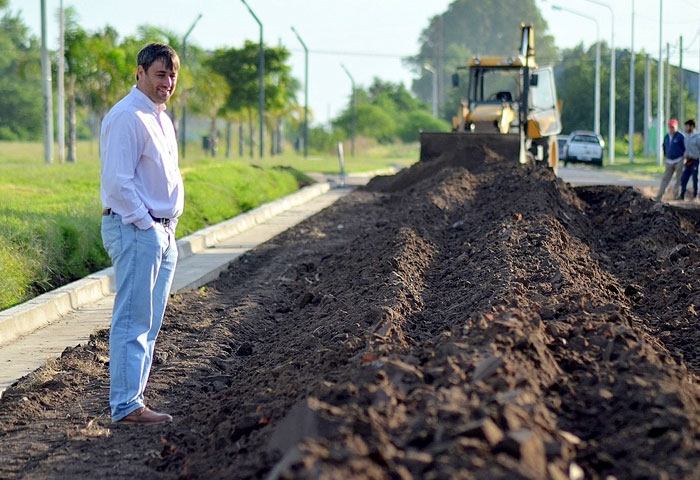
[101,213,177,422]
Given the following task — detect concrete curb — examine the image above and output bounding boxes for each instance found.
[176,182,330,258]
[0,182,331,347]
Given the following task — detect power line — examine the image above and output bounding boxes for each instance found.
[286,46,414,60]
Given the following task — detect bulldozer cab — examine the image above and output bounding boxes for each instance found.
[459,65,523,134]
[452,63,560,138]
[466,66,520,106]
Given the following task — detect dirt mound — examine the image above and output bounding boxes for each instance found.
[3,147,700,479]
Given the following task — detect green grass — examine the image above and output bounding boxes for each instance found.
[602,138,665,177]
[0,139,419,311]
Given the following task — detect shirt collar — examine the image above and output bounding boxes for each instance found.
[130,86,167,114]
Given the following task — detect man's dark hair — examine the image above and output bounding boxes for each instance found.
[136,43,180,80]
[685,119,696,129]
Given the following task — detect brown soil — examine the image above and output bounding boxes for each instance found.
[3,144,700,479]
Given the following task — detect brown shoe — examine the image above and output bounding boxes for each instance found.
[118,406,172,425]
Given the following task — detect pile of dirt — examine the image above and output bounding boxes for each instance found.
[3,143,700,479]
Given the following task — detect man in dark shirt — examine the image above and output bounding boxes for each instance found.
[655,118,685,201]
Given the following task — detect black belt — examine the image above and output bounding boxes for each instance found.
[102,208,171,227]
[149,214,171,227]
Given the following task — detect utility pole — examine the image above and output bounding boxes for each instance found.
[40,0,53,164]
[628,0,635,163]
[665,42,670,125]
[552,5,600,135]
[291,26,309,157]
[180,13,202,160]
[341,64,355,157]
[580,0,615,163]
[644,54,652,157]
[57,0,65,163]
[656,0,663,166]
[424,64,438,116]
[679,36,683,123]
[241,0,264,158]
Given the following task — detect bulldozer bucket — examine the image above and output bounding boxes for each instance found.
[419,132,522,163]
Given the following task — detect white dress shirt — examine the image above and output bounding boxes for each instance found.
[100,86,184,230]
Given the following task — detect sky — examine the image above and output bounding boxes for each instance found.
[7,0,700,126]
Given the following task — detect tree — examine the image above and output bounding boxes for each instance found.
[208,42,296,157]
[78,27,132,126]
[333,78,448,143]
[0,10,42,140]
[188,63,230,157]
[554,44,598,133]
[62,7,89,162]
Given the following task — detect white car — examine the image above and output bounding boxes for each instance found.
[562,131,605,166]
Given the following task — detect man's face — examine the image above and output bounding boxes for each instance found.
[669,124,677,134]
[137,59,178,105]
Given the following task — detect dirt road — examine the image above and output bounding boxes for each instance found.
[2,144,700,479]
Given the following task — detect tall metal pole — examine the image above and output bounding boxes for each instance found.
[341,64,355,157]
[291,26,309,158]
[628,0,635,163]
[657,0,664,166]
[552,5,600,134]
[665,43,670,125]
[582,0,615,163]
[40,0,53,164]
[644,54,652,157]
[679,36,683,122]
[241,0,264,158]
[424,64,438,116]
[57,0,65,163]
[180,13,202,160]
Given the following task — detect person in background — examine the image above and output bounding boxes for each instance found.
[100,43,183,425]
[680,119,700,201]
[655,118,685,201]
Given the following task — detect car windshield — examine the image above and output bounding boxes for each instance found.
[573,135,599,144]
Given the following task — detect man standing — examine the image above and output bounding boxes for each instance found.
[680,119,700,201]
[656,118,685,201]
[100,43,183,425]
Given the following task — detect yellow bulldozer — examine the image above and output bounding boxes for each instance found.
[419,24,562,170]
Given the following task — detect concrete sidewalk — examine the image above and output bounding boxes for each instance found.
[0,172,378,397]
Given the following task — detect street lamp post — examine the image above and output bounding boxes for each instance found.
[581,0,615,164]
[241,0,264,158]
[341,64,355,157]
[180,13,202,160]
[423,64,438,117]
[629,0,635,163]
[291,26,309,158]
[58,0,65,163]
[657,0,663,166]
[40,0,53,164]
[552,5,601,135]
